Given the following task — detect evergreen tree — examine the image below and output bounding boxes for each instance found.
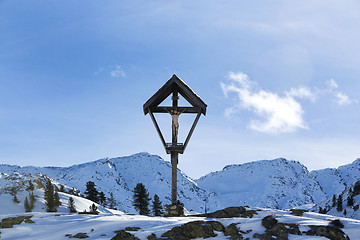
[54,191,61,207]
[68,197,77,213]
[44,179,57,212]
[89,203,98,214]
[347,195,354,206]
[332,194,337,207]
[337,195,343,212]
[24,192,36,212]
[107,192,116,209]
[152,194,163,216]
[24,196,31,212]
[133,183,150,215]
[84,181,99,203]
[98,191,106,206]
[29,192,36,210]
[59,185,65,192]
[344,209,347,215]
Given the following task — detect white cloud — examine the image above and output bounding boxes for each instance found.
[323,79,357,106]
[110,65,126,78]
[221,72,308,134]
[326,79,338,89]
[286,87,316,102]
[335,92,352,106]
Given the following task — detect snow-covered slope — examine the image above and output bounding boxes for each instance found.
[312,179,360,220]
[311,158,360,197]
[0,152,219,213]
[196,158,327,210]
[1,205,360,240]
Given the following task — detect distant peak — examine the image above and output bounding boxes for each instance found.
[352,158,360,165]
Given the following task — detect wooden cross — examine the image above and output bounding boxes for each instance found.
[143,75,207,205]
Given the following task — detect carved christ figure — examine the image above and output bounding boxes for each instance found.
[169,109,183,142]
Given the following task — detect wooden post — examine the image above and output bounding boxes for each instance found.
[171,152,178,204]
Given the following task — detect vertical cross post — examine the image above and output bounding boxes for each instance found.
[171,91,178,204]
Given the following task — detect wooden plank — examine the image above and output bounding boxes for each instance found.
[149,107,200,114]
[183,111,201,152]
[148,109,167,150]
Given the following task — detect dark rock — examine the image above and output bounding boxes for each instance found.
[0,216,33,228]
[161,220,217,239]
[198,206,246,218]
[253,232,276,240]
[111,230,140,240]
[208,221,225,232]
[224,223,243,239]
[240,210,259,218]
[24,218,35,224]
[305,225,350,240]
[125,227,141,231]
[262,215,278,229]
[329,219,344,228]
[70,233,89,238]
[147,233,160,240]
[290,209,307,217]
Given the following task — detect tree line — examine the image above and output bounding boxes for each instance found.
[20,178,164,216]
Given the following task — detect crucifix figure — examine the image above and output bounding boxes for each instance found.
[169,109,184,143]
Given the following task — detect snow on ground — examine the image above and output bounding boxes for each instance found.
[2,207,360,239]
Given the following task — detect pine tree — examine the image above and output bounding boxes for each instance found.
[44,179,57,212]
[29,192,36,210]
[89,203,98,214]
[107,192,116,209]
[24,192,36,212]
[98,191,106,206]
[133,183,150,215]
[68,197,77,213]
[152,194,163,216]
[24,196,32,212]
[84,181,99,203]
[337,195,343,212]
[347,195,354,206]
[332,194,337,207]
[54,191,61,207]
[344,209,347,215]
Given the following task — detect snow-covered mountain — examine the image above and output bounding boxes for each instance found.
[311,158,360,197]
[1,153,360,215]
[0,152,219,213]
[196,158,327,210]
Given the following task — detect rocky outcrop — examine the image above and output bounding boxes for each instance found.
[0,215,33,228]
[111,230,140,240]
[161,221,220,239]
[305,225,350,240]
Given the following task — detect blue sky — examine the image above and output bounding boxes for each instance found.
[0,0,359,178]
